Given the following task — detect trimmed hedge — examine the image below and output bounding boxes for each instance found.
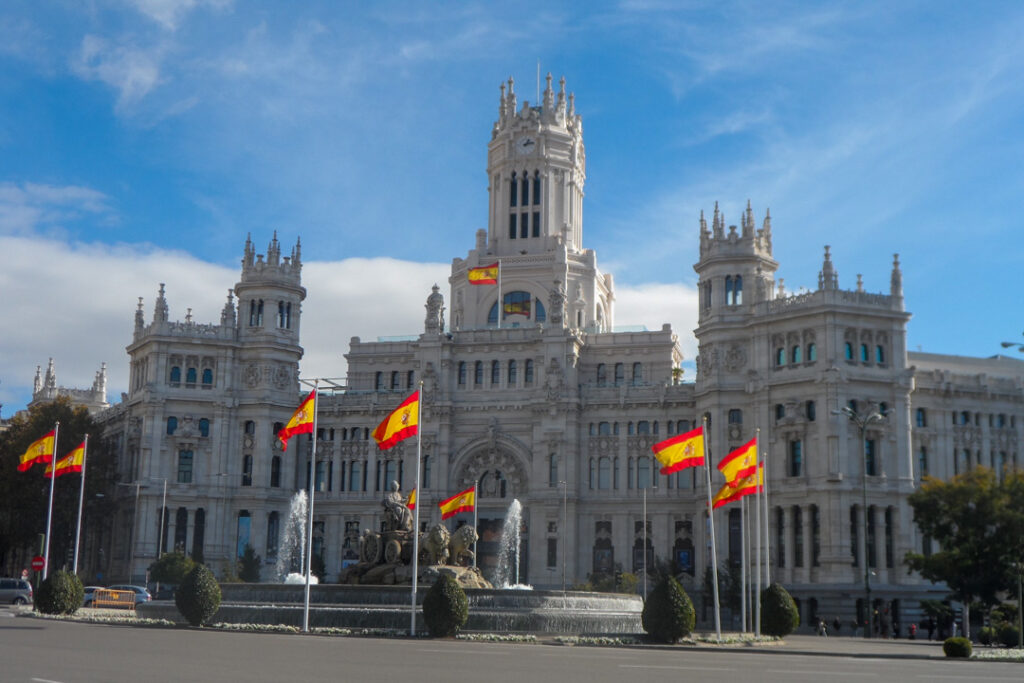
[422,574,468,637]
[997,623,1021,647]
[942,636,972,658]
[174,564,222,626]
[760,583,799,637]
[642,575,695,643]
[35,570,84,615]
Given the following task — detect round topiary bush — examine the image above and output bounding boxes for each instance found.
[997,623,1021,647]
[943,636,972,658]
[977,625,996,645]
[34,570,84,615]
[642,575,696,643]
[174,564,222,626]
[760,583,799,637]
[422,574,468,637]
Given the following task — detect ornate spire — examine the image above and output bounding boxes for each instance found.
[33,365,42,394]
[292,236,302,266]
[712,201,724,238]
[135,296,145,330]
[267,231,280,265]
[699,209,708,236]
[890,253,903,299]
[568,91,574,117]
[742,199,754,237]
[44,358,56,390]
[153,283,169,323]
[93,362,107,396]
[507,76,516,114]
[762,208,772,252]
[243,232,255,268]
[221,289,237,327]
[543,72,554,113]
[819,245,837,290]
[557,76,566,116]
[499,81,506,120]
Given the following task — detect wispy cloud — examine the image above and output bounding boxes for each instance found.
[71,34,165,109]
[0,182,113,237]
[124,0,233,31]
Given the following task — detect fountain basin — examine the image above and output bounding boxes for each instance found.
[139,584,644,634]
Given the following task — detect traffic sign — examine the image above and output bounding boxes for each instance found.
[31,555,45,571]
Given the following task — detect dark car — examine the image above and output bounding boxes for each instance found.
[0,578,33,604]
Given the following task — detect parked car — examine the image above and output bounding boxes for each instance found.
[81,585,103,607]
[0,578,33,604]
[105,584,152,605]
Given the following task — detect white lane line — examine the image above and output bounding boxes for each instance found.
[766,671,876,678]
[921,677,1024,682]
[32,678,66,683]
[619,664,734,672]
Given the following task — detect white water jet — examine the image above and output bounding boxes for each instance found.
[494,498,532,589]
[275,491,308,582]
[284,572,319,585]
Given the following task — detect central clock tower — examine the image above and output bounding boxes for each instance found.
[449,73,611,332]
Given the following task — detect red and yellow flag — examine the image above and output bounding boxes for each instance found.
[467,262,499,285]
[406,488,417,511]
[18,429,55,472]
[373,390,419,451]
[718,438,758,487]
[438,486,475,520]
[651,427,704,475]
[278,389,316,451]
[503,299,530,316]
[711,464,764,509]
[45,442,86,478]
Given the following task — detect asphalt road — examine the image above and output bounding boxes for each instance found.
[2,612,1021,683]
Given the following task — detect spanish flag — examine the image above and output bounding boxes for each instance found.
[651,427,704,475]
[438,486,475,520]
[718,438,758,487]
[468,262,499,285]
[406,488,417,511]
[45,442,86,478]
[503,299,530,316]
[711,464,763,509]
[373,390,419,451]
[18,430,55,472]
[278,389,316,451]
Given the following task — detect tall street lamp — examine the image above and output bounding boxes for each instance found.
[834,403,887,639]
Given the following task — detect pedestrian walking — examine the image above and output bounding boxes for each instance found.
[832,617,841,635]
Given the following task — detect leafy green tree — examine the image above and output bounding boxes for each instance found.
[0,398,116,575]
[238,544,262,583]
[149,552,196,585]
[905,468,1024,638]
[175,564,222,626]
[422,574,468,637]
[642,575,695,642]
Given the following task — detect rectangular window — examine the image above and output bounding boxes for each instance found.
[850,506,859,566]
[867,507,877,568]
[549,454,559,488]
[509,214,516,239]
[788,440,803,477]
[865,439,877,476]
[242,454,253,487]
[532,175,541,205]
[532,211,540,237]
[547,537,557,568]
[884,507,894,568]
[776,508,785,568]
[520,213,528,238]
[177,450,193,484]
[793,506,804,568]
[811,505,820,567]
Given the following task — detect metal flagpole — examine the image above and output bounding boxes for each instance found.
[701,416,722,641]
[72,434,89,575]
[496,260,502,330]
[741,494,747,632]
[302,380,320,633]
[43,421,60,579]
[642,486,648,601]
[410,382,424,635]
[762,437,771,588]
[755,429,762,638]
[472,482,478,568]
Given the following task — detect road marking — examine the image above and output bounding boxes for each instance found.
[32,678,66,683]
[766,671,876,678]
[922,677,1023,682]
[620,664,734,672]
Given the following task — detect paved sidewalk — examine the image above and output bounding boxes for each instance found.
[690,632,946,660]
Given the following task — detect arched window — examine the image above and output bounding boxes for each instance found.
[508,360,517,385]
[249,299,263,326]
[491,360,501,385]
[198,418,210,437]
[277,301,292,329]
[725,276,733,305]
[474,361,483,386]
[167,416,178,435]
[599,421,611,436]
[375,371,384,390]
[844,342,854,360]
[776,348,786,366]
[614,363,624,386]
[457,362,466,386]
[169,366,181,384]
[532,171,541,206]
[775,404,785,421]
[792,345,802,363]
[391,371,400,390]
[807,343,817,361]
[270,456,281,487]
[860,344,869,362]
[876,345,885,364]
[524,359,534,385]
[186,367,197,384]
[733,275,743,305]
[632,362,642,385]
[806,400,816,421]
[407,370,414,388]
[202,368,213,385]
[596,364,607,386]
[598,457,611,489]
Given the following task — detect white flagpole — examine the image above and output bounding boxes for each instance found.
[472,482,479,568]
[755,430,762,638]
[43,421,60,579]
[72,435,89,575]
[496,260,502,330]
[302,381,320,633]
[410,382,424,636]
[741,494,747,632]
[702,416,722,641]
[762,438,771,588]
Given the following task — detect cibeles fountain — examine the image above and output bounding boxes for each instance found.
[140,485,643,634]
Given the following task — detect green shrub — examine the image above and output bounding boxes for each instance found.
[641,575,695,643]
[149,552,195,585]
[997,622,1021,647]
[238,545,262,583]
[34,570,84,615]
[977,625,997,645]
[942,636,972,658]
[422,574,468,637]
[760,583,799,637]
[175,564,222,626]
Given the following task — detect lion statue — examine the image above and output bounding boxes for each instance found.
[421,523,450,565]
[448,525,478,566]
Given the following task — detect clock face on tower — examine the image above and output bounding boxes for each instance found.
[516,136,536,154]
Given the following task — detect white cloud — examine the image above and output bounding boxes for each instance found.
[0,182,112,237]
[71,35,164,109]
[124,0,232,31]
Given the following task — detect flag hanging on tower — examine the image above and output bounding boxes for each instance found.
[438,486,476,520]
[18,430,55,472]
[651,427,704,474]
[278,389,317,451]
[718,438,758,487]
[373,390,420,451]
[467,262,499,285]
[44,442,86,478]
[406,488,417,511]
[711,464,764,509]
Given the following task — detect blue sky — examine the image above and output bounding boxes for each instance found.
[2,1,1023,414]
